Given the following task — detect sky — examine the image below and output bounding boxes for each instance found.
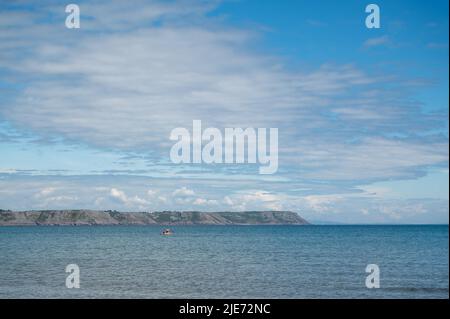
[0,0,448,224]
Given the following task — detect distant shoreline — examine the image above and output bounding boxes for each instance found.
[0,210,309,226]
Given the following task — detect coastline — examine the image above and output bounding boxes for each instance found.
[0,210,309,226]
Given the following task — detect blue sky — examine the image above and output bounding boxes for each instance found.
[0,0,448,223]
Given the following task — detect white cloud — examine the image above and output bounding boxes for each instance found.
[287,137,448,180]
[0,1,373,155]
[223,196,234,206]
[110,188,128,202]
[223,190,285,211]
[147,189,157,197]
[193,198,218,206]
[34,187,56,198]
[1,1,446,187]
[173,186,195,197]
[110,187,149,208]
[0,174,448,223]
[158,196,167,203]
[193,198,207,205]
[43,195,78,204]
[303,194,343,213]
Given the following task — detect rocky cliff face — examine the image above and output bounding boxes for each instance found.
[0,209,309,226]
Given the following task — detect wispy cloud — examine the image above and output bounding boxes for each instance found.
[363,35,390,48]
[427,42,449,49]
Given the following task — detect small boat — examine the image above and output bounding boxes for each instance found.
[161,228,173,236]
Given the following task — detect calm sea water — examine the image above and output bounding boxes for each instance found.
[0,225,448,299]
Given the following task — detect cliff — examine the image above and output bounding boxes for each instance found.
[0,209,309,226]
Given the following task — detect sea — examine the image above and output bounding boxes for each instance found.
[0,225,448,299]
